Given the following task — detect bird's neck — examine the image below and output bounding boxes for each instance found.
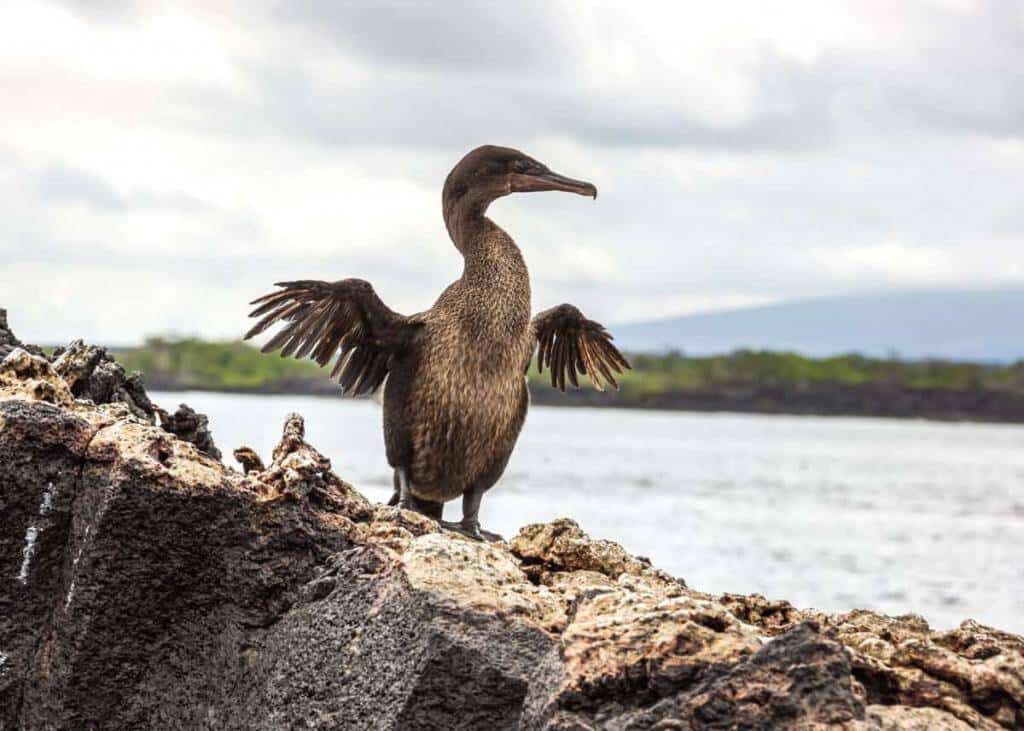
[462,224,532,339]
[444,200,531,330]
[443,190,491,252]
[461,220,529,287]
[444,198,528,284]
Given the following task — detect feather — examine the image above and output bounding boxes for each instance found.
[580,337,603,391]
[532,303,631,394]
[244,278,412,399]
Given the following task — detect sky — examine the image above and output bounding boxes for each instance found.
[1,0,1022,345]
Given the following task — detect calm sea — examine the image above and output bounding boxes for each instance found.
[152,391,1024,634]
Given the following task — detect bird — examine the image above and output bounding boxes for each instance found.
[244,145,630,540]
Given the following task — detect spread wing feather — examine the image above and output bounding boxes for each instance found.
[532,304,630,392]
[245,279,417,397]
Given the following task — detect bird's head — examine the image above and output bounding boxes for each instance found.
[443,145,597,217]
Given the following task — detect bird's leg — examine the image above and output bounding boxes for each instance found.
[393,467,444,520]
[387,469,401,506]
[395,467,413,508]
[442,485,503,543]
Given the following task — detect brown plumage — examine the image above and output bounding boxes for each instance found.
[245,145,630,540]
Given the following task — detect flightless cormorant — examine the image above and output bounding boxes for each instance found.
[245,145,630,540]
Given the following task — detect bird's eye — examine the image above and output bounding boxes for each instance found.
[513,159,532,174]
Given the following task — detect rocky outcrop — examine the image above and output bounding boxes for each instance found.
[0,312,218,459]
[50,339,156,424]
[156,403,222,460]
[0,309,43,361]
[1,334,1022,729]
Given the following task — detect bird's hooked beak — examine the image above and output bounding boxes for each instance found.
[509,169,598,199]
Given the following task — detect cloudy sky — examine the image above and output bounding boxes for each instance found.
[2,0,1022,345]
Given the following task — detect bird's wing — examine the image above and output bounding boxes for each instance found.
[244,279,420,397]
[531,304,631,392]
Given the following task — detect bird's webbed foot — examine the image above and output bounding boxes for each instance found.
[441,519,503,543]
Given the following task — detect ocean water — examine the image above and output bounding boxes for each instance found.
[152,391,1024,634]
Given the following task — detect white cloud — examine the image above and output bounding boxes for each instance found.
[1,0,1022,344]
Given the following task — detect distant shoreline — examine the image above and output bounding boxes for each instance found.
[110,337,1024,425]
[144,378,1024,425]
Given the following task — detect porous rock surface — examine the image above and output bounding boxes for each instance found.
[156,402,222,460]
[1,335,1022,729]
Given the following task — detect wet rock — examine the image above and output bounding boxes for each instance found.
[1,348,1022,729]
[157,402,222,460]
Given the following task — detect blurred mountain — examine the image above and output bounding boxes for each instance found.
[613,288,1024,361]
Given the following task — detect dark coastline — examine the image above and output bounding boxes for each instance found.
[143,375,1024,425]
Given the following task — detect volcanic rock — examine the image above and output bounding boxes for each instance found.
[1,328,1022,729]
[157,403,221,460]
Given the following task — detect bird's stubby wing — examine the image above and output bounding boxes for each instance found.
[532,304,631,392]
[245,279,419,397]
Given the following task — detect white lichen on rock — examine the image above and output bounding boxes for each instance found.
[65,525,92,610]
[39,481,56,514]
[17,525,38,584]
[16,482,58,584]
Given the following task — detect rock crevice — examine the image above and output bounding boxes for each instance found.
[1,321,1022,729]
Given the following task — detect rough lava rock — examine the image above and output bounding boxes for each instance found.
[0,312,218,459]
[157,403,222,461]
[1,334,1022,728]
[50,339,156,424]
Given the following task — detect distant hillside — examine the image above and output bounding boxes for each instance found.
[613,288,1024,361]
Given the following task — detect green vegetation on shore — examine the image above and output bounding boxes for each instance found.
[607,350,1024,395]
[115,337,325,392]
[116,336,1024,395]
